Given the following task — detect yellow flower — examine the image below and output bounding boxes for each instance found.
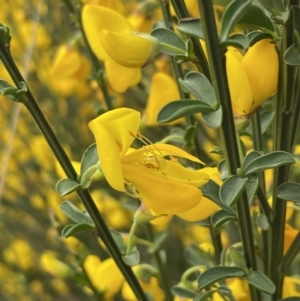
[82,5,160,92]
[283,276,300,297]
[89,108,209,215]
[143,72,184,126]
[226,39,278,117]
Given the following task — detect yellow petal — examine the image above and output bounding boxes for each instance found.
[99,29,160,68]
[89,108,141,191]
[123,164,203,214]
[241,39,278,110]
[94,258,124,299]
[82,5,133,61]
[283,276,300,297]
[144,72,184,126]
[177,197,219,221]
[50,45,81,77]
[105,60,141,93]
[226,47,253,116]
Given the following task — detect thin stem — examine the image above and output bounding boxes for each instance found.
[196,1,259,301]
[0,41,148,301]
[126,221,138,255]
[143,224,173,301]
[170,0,210,79]
[279,231,300,274]
[269,6,296,299]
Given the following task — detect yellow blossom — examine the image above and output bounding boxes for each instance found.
[226,39,278,117]
[89,108,209,216]
[82,5,160,92]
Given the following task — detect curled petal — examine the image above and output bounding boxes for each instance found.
[123,164,203,214]
[226,47,252,116]
[105,60,141,93]
[177,197,219,221]
[241,39,278,110]
[98,30,160,68]
[82,5,132,61]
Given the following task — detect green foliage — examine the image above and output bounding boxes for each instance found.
[123,247,140,266]
[277,182,300,202]
[197,266,247,290]
[211,210,237,228]
[171,286,198,299]
[56,178,81,196]
[177,18,204,39]
[247,271,275,294]
[0,80,27,101]
[60,201,94,225]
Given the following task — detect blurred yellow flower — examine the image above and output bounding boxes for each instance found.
[40,252,71,277]
[283,276,300,297]
[143,72,184,126]
[89,108,209,215]
[226,39,278,117]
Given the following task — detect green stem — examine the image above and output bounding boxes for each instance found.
[0,41,148,301]
[209,227,222,265]
[196,1,259,301]
[279,231,300,274]
[169,0,210,79]
[269,5,296,298]
[126,221,138,255]
[143,224,173,301]
[181,265,204,282]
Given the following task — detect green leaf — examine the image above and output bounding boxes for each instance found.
[242,151,262,170]
[229,246,247,269]
[221,34,248,49]
[135,264,159,282]
[62,223,96,238]
[237,4,275,33]
[60,201,94,225]
[123,248,140,266]
[0,80,27,101]
[209,146,224,156]
[277,182,300,202]
[151,27,186,56]
[179,72,217,105]
[80,143,98,175]
[198,266,247,290]
[157,100,214,123]
[293,6,300,37]
[201,180,234,213]
[247,31,274,47]
[211,210,237,228]
[247,271,275,294]
[220,176,248,207]
[193,289,217,301]
[202,106,223,128]
[218,159,229,180]
[257,214,269,230]
[171,286,198,299]
[56,178,81,196]
[177,18,204,39]
[284,44,300,66]
[220,0,252,43]
[80,165,98,188]
[184,125,197,148]
[248,110,274,135]
[184,244,214,266]
[242,151,295,176]
[109,228,126,252]
[245,176,259,206]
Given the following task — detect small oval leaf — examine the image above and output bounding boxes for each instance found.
[247,271,275,294]
[202,105,223,128]
[242,151,295,176]
[277,182,300,202]
[56,178,81,196]
[123,249,140,266]
[198,266,246,290]
[80,143,98,175]
[193,289,216,301]
[60,201,94,225]
[284,44,300,66]
[62,223,96,238]
[177,18,204,39]
[151,27,186,56]
[157,100,214,123]
[211,210,237,228]
[171,286,198,299]
[179,72,217,105]
[220,176,248,207]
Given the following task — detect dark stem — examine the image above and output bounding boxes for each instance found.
[0,41,148,301]
[196,1,259,301]
[269,5,296,299]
